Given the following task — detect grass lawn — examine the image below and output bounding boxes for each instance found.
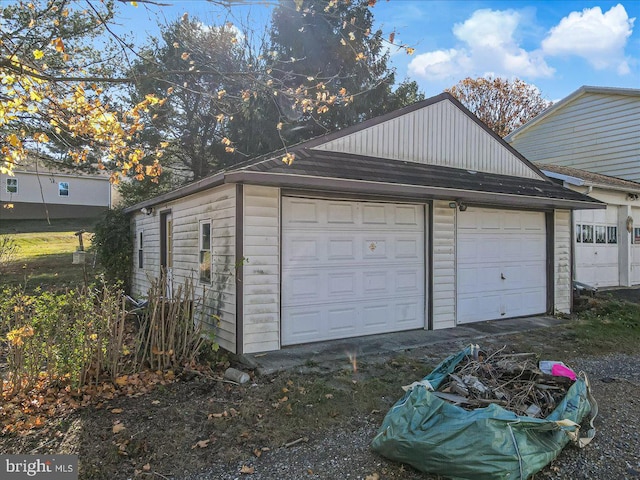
[0,219,99,292]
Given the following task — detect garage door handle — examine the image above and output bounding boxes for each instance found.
[501,273,506,280]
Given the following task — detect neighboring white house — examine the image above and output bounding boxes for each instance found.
[537,164,640,288]
[0,161,115,221]
[125,93,603,355]
[506,86,640,287]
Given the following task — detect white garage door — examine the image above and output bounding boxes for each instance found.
[575,207,619,287]
[631,207,640,285]
[457,208,546,324]
[282,197,425,345]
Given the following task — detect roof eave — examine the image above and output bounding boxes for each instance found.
[123,172,226,214]
[225,171,605,211]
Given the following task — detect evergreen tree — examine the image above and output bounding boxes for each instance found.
[267,0,422,143]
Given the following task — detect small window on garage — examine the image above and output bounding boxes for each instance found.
[6,178,18,194]
[575,224,582,243]
[595,225,606,244]
[199,221,211,283]
[138,231,144,268]
[634,227,640,245]
[581,224,593,243]
[59,181,69,197]
[607,226,617,244]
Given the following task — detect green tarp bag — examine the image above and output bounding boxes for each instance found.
[371,346,597,480]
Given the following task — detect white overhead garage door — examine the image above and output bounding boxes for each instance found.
[575,207,620,287]
[631,207,640,285]
[282,197,425,346]
[457,208,546,324]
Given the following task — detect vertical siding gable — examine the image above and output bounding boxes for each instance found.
[311,99,543,180]
[509,93,640,181]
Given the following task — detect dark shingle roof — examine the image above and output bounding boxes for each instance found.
[237,148,603,205]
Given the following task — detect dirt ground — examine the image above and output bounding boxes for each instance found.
[1,292,639,479]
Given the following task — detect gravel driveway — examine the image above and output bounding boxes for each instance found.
[185,348,640,480]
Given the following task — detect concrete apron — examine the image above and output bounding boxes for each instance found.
[237,315,567,376]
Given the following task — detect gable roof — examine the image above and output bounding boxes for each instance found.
[506,86,640,142]
[302,92,549,182]
[539,163,640,194]
[125,148,603,213]
[124,92,605,214]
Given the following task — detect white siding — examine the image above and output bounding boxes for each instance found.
[554,210,572,314]
[242,185,280,354]
[130,184,237,353]
[313,99,543,180]
[432,200,456,329]
[0,170,111,206]
[509,92,640,181]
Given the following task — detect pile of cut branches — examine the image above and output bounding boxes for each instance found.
[434,347,574,418]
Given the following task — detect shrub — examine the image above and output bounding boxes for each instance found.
[92,208,132,291]
[0,282,129,394]
[0,235,18,271]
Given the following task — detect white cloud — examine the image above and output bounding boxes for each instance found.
[408,9,554,82]
[541,4,634,74]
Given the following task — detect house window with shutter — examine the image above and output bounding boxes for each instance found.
[199,221,211,283]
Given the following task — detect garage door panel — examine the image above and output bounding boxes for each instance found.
[327,272,357,296]
[364,238,387,258]
[395,205,419,225]
[362,204,387,224]
[396,302,420,326]
[282,198,425,345]
[458,266,502,293]
[289,273,321,301]
[328,238,356,259]
[287,199,319,224]
[575,205,620,287]
[458,294,501,323]
[362,304,388,329]
[397,270,420,291]
[363,270,389,294]
[457,208,546,324]
[287,237,319,261]
[327,202,355,224]
[284,310,323,344]
[396,238,420,258]
[327,308,358,335]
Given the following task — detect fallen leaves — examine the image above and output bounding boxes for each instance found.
[208,407,239,419]
[1,369,178,434]
[112,421,126,434]
[240,465,255,474]
[192,439,210,449]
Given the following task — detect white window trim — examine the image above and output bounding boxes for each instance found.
[138,230,144,269]
[576,222,618,244]
[58,181,69,197]
[199,220,212,284]
[6,177,18,194]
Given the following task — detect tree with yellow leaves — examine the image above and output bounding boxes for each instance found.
[1,0,417,187]
[1,0,165,183]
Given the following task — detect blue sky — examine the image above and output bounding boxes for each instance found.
[118,0,639,102]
